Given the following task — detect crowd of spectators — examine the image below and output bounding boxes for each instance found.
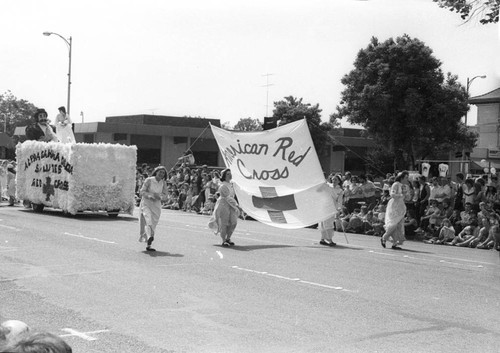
[135,164,500,252]
[328,171,500,251]
[136,163,221,216]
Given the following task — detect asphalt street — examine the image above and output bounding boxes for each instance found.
[0,204,499,353]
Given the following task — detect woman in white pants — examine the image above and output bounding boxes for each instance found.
[139,166,168,251]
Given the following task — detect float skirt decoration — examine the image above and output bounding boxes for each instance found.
[16,141,137,215]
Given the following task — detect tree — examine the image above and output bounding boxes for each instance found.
[0,90,37,137]
[335,35,477,171]
[433,0,499,24]
[272,96,335,156]
[221,121,232,130]
[232,117,263,131]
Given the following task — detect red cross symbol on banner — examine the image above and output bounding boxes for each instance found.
[42,177,55,201]
[252,186,297,223]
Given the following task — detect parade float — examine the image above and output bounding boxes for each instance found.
[16,141,137,217]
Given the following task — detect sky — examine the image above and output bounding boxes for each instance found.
[1,0,499,128]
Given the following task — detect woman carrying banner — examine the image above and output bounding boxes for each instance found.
[208,169,241,247]
[380,171,408,249]
[319,174,343,246]
[139,166,168,251]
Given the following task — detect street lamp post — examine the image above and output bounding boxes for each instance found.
[459,75,487,174]
[465,75,486,126]
[43,32,72,116]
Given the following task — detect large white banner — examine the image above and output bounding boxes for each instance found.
[211,119,336,229]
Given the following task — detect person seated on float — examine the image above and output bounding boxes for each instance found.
[25,108,58,142]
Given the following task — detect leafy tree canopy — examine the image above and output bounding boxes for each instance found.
[0,90,37,137]
[433,0,499,24]
[335,35,477,171]
[232,117,263,131]
[273,96,335,156]
[221,121,232,129]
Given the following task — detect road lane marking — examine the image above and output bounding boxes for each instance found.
[370,250,492,268]
[232,265,356,292]
[298,280,343,290]
[0,270,108,282]
[156,262,207,267]
[63,232,116,244]
[60,328,109,341]
[439,260,484,268]
[0,224,21,231]
[368,250,398,256]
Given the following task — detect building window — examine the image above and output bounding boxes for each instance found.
[174,136,188,144]
[137,148,161,165]
[193,151,218,166]
[83,134,94,143]
[114,133,127,141]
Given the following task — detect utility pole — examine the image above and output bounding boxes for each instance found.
[262,73,274,117]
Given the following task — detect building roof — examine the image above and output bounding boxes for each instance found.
[469,88,500,104]
[105,115,221,128]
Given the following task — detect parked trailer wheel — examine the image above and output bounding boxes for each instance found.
[32,203,45,213]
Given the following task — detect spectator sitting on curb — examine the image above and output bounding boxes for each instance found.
[424,217,455,244]
[456,217,490,248]
[447,218,479,246]
[404,209,418,239]
[477,215,500,250]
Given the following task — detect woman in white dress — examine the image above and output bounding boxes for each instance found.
[139,166,168,251]
[381,171,409,249]
[55,106,76,144]
[319,174,343,246]
[208,169,240,247]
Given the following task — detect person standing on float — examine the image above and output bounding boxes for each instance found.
[381,171,408,249]
[139,166,168,251]
[55,106,76,144]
